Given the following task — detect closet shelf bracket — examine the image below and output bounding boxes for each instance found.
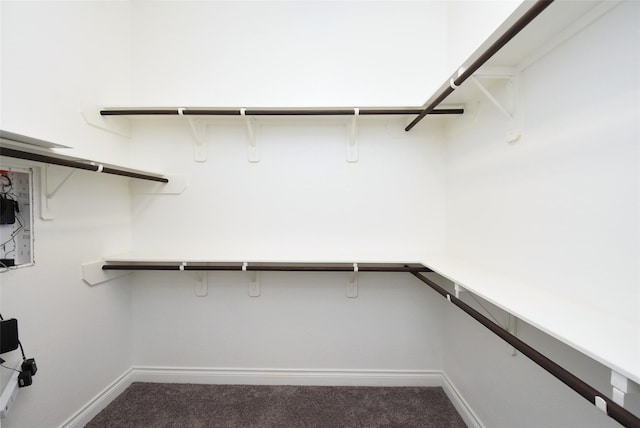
[46,168,77,199]
[470,67,521,143]
[347,108,359,163]
[82,106,131,138]
[41,165,78,220]
[243,262,261,296]
[346,263,358,298]
[454,282,466,299]
[241,109,259,162]
[179,108,207,162]
[195,271,208,297]
[611,370,640,406]
[82,260,131,286]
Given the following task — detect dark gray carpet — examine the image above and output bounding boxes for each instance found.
[86,383,467,427]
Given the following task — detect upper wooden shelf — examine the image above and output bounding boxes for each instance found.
[0,130,168,183]
[440,0,615,106]
[101,258,431,273]
[98,106,464,118]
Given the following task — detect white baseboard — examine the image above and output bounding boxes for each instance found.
[131,366,443,387]
[59,368,134,428]
[58,366,480,428]
[440,372,484,428]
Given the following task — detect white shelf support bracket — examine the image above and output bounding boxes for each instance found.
[179,108,207,162]
[195,271,208,297]
[40,165,78,220]
[611,370,640,406]
[242,263,261,297]
[241,108,259,163]
[248,272,260,297]
[346,263,358,298]
[470,69,521,143]
[81,105,131,138]
[82,260,131,286]
[47,168,77,199]
[347,108,359,163]
[454,283,466,299]
[471,76,513,120]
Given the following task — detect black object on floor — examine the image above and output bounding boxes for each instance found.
[86,382,466,427]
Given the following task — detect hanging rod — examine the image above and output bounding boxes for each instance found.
[102,261,431,273]
[0,146,168,183]
[411,272,640,428]
[405,0,554,131]
[100,107,464,117]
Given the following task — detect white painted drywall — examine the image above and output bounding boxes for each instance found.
[446,0,523,74]
[445,0,639,330]
[442,1,640,426]
[0,1,132,164]
[0,2,134,427]
[132,271,444,372]
[441,290,629,427]
[123,0,462,386]
[129,1,449,107]
[128,117,446,261]
[127,114,448,369]
[0,169,134,428]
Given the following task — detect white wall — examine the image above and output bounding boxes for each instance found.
[0,1,132,163]
[0,2,134,427]
[127,116,449,370]
[441,290,629,427]
[129,1,449,107]
[132,271,444,373]
[124,0,458,378]
[129,117,446,261]
[442,1,640,426]
[0,170,133,428]
[446,0,523,74]
[445,0,639,330]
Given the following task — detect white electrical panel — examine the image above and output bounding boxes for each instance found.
[0,167,34,268]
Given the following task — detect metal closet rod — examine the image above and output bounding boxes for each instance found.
[0,147,168,183]
[405,0,554,131]
[411,272,640,428]
[100,107,464,116]
[102,262,432,273]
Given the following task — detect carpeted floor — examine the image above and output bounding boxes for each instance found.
[86,383,467,427]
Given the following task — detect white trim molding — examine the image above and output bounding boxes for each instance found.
[58,367,481,427]
[59,368,134,428]
[131,366,442,387]
[440,372,484,428]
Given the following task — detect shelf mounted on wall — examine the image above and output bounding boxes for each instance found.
[467,66,522,143]
[0,130,172,219]
[82,260,432,300]
[0,131,168,183]
[98,260,431,274]
[405,0,554,132]
[100,106,464,163]
[82,253,640,426]
[177,108,207,162]
[411,271,640,428]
